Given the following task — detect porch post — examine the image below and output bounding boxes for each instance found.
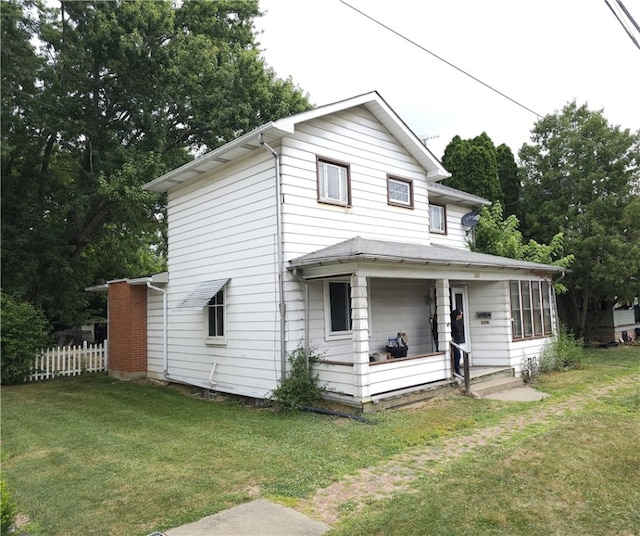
[351,274,370,399]
[435,279,452,375]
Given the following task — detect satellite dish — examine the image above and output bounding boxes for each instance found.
[461,211,480,228]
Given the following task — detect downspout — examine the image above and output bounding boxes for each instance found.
[293,268,310,368]
[146,281,168,378]
[260,134,287,380]
[146,280,217,388]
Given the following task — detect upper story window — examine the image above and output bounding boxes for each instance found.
[510,280,553,340]
[429,203,446,233]
[317,157,351,207]
[387,176,414,208]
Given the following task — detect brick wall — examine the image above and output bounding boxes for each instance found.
[108,281,147,380]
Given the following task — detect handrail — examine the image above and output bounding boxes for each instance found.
[450,341,471,395]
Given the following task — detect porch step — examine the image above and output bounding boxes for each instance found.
[469,376,524,398]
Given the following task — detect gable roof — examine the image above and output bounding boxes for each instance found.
[143,91,450,193]
[289,236,566,274]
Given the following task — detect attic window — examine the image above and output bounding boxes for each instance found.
[387,176,414,208]
[317,157,351,207]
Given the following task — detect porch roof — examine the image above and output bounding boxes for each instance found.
[288,236,567,274]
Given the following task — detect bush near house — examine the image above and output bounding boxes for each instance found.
[539,324,584,373]
[1,474,16,536]
[0,292,52,385]
[269,345,326,412]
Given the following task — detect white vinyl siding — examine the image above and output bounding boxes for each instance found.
[161,152,283,398]
[279,106,432,259]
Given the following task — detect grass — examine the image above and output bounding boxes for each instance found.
[1,344,638,535]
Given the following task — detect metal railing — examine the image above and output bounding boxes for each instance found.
[450,341,471,395]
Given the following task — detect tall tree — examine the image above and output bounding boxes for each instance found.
[441,132,504,204]
[496,143,520,216]
[518,101,640,337]
[1,0,311,327]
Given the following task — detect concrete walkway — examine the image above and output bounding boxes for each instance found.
[161,499,330,536]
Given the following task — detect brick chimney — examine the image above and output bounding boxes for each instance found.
[108,281,147,381]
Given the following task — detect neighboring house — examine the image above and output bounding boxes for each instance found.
[94,92,566,410]
[587,302,640,343]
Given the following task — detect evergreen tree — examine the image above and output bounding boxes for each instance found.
[441,132,504,204]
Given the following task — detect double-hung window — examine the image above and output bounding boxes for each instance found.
[207,288,225,338]
[317,157,351,206]
[429,203,446,233]
[387,176,414,208]
[326,280,352,337]
[510,280,553,340]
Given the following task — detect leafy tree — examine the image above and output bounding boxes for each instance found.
[0,292,53,385]
[518,101,640,336]
[471,202,573,293]
[441,132,504,204]
[1,0,312,327]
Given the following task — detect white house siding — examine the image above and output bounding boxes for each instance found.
[146,288,165,379]
[279,106,433,262]
[368,278,434,355]
[464,280,513,368]
[161,150,284,398]
[368,354,446,395]
[429,203,476,249]
[462,275,558,374]
[303,279,353,362]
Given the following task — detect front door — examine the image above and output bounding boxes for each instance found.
[450,286,471,362]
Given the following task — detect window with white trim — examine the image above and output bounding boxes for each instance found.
[510,280,553,340]
[317,157,351,206]
[429,203,446,233]
[204,287,227,344]
[207,289,224,337]
[387,175,414,207]
[326,281,352,336]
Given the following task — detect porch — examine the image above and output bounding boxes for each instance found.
[314,351,515,412]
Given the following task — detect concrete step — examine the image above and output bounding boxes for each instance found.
[469,367,514,384]
[470,376,524,397]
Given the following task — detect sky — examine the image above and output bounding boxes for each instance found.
[254,0,640,159]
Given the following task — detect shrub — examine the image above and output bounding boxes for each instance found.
[1,292,52,385]
[539,324,583,373]
[269,345,325,412]
[1,475,16,536]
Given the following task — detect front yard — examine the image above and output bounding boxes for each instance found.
[1,345,638,535]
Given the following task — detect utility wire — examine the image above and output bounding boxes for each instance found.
[604,0,640,51]
[617,0,640,33]
[339,0,543,119]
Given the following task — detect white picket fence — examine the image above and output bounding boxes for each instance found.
[30,340,108,381]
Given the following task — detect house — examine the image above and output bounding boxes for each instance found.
[95,91,566,411]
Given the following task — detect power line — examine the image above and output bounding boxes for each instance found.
[338,0,543,119]
[604,0,640,51]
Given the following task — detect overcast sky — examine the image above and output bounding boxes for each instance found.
[254,0,640,159]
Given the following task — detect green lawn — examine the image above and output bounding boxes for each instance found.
[1,345,638,535]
